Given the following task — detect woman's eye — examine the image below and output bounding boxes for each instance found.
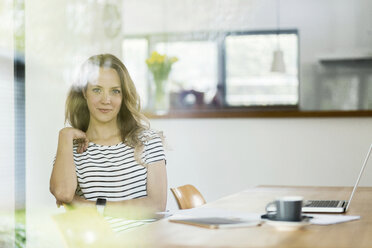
[113,89,121,94]
[92,88,101,93]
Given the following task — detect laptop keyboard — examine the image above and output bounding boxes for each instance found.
[305,200,341,208]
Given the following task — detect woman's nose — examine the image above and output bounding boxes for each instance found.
[101,92,111,103]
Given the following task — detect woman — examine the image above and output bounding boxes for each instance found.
[50,54,167,226]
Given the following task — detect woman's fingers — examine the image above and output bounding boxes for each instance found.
[73,137,89,153]
[80,138,89,152]
[80,142,84,153]
[69,129,89,153]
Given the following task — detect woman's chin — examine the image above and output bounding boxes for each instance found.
[93,116,117,124]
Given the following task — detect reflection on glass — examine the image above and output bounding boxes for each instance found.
[1,0,25,247]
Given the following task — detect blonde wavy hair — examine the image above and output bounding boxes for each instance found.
[65,54,154,165]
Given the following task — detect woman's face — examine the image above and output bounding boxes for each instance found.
[84,67,123,125]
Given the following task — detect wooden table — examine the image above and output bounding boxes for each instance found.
[117,185,372,248]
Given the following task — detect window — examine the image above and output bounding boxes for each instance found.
[225,31,299,107]
[155,40,218,105]
[123,30,299,113]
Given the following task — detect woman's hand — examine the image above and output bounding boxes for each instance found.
[63,195,95,211]
[59,127,89,154]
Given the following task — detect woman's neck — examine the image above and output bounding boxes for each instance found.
[86,120,121,144]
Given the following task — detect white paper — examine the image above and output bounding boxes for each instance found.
[155,211,174,218]
[165,208,360,226]
[308,214,360,225]
[169,207,262,222]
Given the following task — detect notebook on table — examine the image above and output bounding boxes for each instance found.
[302,144,372,213]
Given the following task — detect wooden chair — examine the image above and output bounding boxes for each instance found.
[170,184,206,209]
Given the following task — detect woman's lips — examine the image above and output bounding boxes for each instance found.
[98,108,112,113]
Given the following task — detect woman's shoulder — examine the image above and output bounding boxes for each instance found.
[138,129,163,143]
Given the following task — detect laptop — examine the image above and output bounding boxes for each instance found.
[302,144,372,213]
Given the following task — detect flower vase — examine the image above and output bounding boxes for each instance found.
[153,78,169,114]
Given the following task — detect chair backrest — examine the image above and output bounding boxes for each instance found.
[170,184,206,209]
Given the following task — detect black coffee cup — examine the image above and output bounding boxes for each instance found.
[265,196,303,222]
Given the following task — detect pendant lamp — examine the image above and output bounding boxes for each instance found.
[271,0,286,73]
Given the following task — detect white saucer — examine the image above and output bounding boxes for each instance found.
[265,219,311,231]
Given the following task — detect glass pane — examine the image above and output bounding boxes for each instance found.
[0,0,15,246]
[0,53,15,248]
[122,39,149,108]
[225,33,299,106]
[155,41,218,105]
[27,1,125,246]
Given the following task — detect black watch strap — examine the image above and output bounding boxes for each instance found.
[96,198,106,214]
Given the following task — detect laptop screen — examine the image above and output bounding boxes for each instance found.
[346,144,372,211]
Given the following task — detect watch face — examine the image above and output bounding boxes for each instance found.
[96,198,107,206]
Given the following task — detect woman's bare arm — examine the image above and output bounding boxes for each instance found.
[50,128,89,203]
[67,160,167,219]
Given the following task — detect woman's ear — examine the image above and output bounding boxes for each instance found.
[82,88,87,99]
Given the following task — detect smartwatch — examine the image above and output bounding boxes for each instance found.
[96,198,107,215]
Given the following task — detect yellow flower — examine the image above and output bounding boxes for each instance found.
[146,51,178,82]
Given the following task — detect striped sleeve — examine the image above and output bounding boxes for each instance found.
[104,216,157,233]
[143,133,166,165]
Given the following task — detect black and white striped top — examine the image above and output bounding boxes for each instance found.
[73,129,166,202]
[72,129,166,233]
